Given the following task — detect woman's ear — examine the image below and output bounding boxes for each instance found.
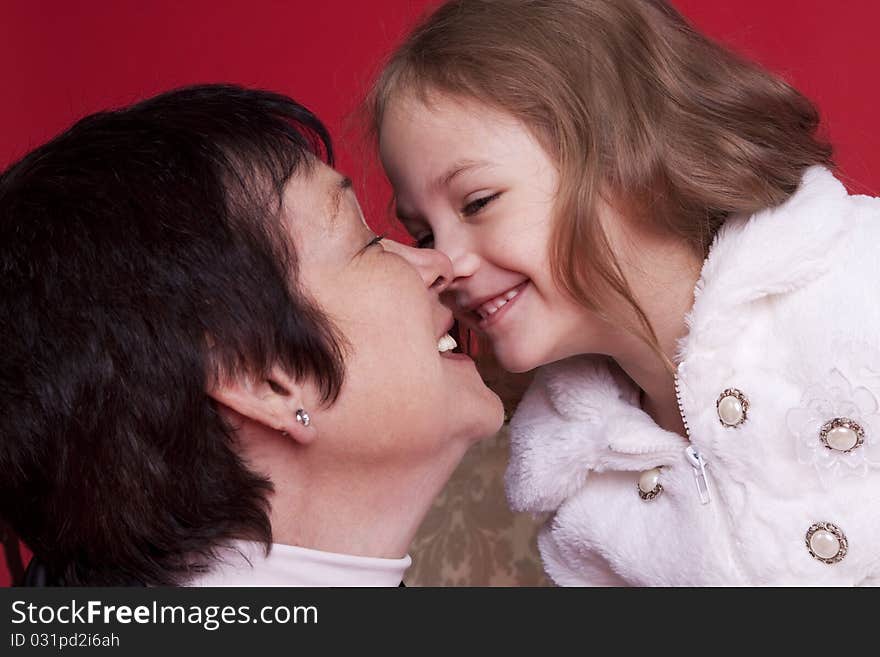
[207,365,318,445]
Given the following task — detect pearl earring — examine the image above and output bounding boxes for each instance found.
[295,409,311,427]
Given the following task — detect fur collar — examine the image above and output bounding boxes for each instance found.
[507,166,854,512]
[679,166,850,361]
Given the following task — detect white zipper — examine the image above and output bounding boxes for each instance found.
[675,365,712,505]
[684,445,712,505]
[673,368,692,440]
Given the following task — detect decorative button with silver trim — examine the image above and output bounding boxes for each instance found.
[805,522,848,564]
[638,467,663,501]
[819,417,864,453]
[716,388,749,428]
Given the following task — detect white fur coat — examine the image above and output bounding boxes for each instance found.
[506,167,880,585]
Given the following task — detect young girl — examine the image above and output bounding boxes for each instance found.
[369,0,880,585]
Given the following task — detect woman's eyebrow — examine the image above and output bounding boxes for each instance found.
[329,175,353,224]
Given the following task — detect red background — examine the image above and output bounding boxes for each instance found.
[2,0,878,585]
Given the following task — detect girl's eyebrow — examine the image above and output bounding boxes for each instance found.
[394,161,494,225]
[431,160,492,191]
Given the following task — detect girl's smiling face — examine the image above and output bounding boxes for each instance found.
[379,93,620,372]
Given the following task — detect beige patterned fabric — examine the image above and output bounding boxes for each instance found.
[407,425,551,587]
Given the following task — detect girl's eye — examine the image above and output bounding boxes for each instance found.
[413,232,434,249]
[462,192,501,217]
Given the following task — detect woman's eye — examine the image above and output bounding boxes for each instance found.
[356,233,386,257]
[413,232,434,249]
[462,192,501,217]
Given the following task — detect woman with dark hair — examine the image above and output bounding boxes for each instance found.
[0,84,503,586]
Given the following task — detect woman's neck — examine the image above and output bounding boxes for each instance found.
[267,445,466,559]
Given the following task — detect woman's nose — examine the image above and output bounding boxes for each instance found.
[381,239,453,294]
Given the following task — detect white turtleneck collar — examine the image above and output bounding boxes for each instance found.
[187,540,411,587]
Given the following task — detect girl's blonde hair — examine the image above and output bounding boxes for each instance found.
[368,0,832,369]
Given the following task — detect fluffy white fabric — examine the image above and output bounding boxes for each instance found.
[507,167,880,585]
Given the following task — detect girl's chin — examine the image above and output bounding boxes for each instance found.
[493,344,542,374]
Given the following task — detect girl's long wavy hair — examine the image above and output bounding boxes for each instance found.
[368,0,832,370]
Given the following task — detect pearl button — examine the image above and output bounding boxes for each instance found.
[825,425,859,451]
[638,468,661,494]
[819,418,864,453]
[805,522,847,564]
[717,394,745,426]
[809,530,840,560]
[637,467,662,500]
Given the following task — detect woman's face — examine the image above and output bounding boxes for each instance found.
[284,162,503,464]
[379,93,618,373]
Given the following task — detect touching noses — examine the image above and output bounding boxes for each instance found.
[381,240,453,294]
[433,229,479,291]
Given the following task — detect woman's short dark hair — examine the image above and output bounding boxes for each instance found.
[0,84,346,585]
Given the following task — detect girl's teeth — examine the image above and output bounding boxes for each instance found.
[476,286,520,319]
[438,333,457,353]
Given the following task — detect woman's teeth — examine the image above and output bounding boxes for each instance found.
[438,333,457,353]
[475,287,521,320]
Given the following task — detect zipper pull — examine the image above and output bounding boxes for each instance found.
[685,445,711,505]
